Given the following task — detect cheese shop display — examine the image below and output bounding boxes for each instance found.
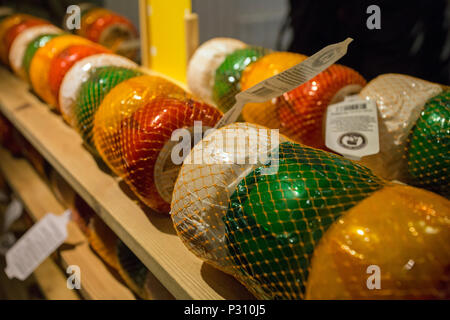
[59,53,138,127]
[187,37,246,105]
[75,66,143,150]
[357,74,443,181]
[306,185,450,299]
[93,75,222,213]
[29,34,94,107]
[406,91,449,197]
[172,140,387,299]
[9,24,62,80]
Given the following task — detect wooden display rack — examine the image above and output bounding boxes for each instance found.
[0,67,253,300]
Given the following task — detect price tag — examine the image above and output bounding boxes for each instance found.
[325,96,379,160]
[4,210,71,281]
[215,38,354,128]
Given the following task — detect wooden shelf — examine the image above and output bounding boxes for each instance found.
[0,67,253,300]
[0,148,135,300]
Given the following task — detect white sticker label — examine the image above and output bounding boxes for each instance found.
[4,210,71,281]
[325,96,379,160]
[215,38,354,128]
[2,198,23,233]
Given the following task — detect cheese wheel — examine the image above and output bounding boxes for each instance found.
[213,46,269,112]
[241,52,307,133]
[59,53,137,127]
[0,14,34,64]
[9,24,62,80]
[29,35,93,107]
[93,75,220,213]
[172,122,289,268]
[278,64,366,149]
[48,43,110,110]
[22,33,61,80]
[86,12,137,43]
[173,140,384,299]
[187,38,246,105]
[306,185,450,299]
[87,215,120,270]
[3,17,49,66]
[406,91,449,197]
[75,66,142,150]
[77,8,111,38]
[358,74,442,181]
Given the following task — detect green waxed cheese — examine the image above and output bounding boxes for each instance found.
[224,142,384,299]
[22,34,60,77]
[407,91,449,197]
[213,46,269,112]
[75,66,142,149]
[116,240,149,291]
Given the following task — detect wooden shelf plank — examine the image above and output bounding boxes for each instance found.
[0,67,252,300]
[0,148,135,300]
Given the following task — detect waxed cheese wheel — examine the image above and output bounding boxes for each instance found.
[407,91,449,197]
[93,75,222,213]
[22,33,61,79]
[48,43,110,110]
[171,122,289,268]
[0,14,35,64]
[77,8,111,38]
[306,185,450,299]
[187,38,246,105]
[213,46,269,112]
[3,17,49,65]
[9,24,62,80]
[223,142,384,299]
[240,52,308,134]
[358,74,442,181]
[29,34,93,107]
[277,64,366,149]
[59,53,138,127]
[75,66,142,149]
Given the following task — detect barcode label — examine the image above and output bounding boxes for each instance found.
[343,104,367,111]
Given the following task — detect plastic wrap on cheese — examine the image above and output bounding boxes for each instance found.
[406,91,449,197]
[187,38,246,105]
[9,24,62,80]
[172,138,385,299]
[306,185,450,299]
[29,34,93,107]
[358,74,442,181]
[92,75,222,213]
[59,53,138,127]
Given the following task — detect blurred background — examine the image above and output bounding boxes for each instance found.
[1,0,449,83]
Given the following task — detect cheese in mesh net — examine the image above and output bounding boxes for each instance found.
[306,185,450,299]
[48,43,111,110]
[59,53,138,127]
[74,66,142,150]
[172,138,385,299]
[93,75,222,213]
[29,34,93,107]
[0,14,35,64]
[406,91,449,197]
[9,24,62,80]
[213,46,270,112]
[357,74,442,181]
[187,37,246,106]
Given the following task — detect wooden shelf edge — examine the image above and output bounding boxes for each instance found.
[0,67,253,300]
[0,148,135,300]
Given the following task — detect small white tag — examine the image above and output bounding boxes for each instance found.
[2,198,23,233]
[325,97,379,160]
[215,38,354,128]
[4,210,71,281]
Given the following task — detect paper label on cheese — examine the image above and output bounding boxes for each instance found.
[4,210,71,281]
[215,38,354,128]
[2,198,23,233]
[325,96,379,160]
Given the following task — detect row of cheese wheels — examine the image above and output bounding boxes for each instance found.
[187,38,449,198]
[0,13,448,300]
